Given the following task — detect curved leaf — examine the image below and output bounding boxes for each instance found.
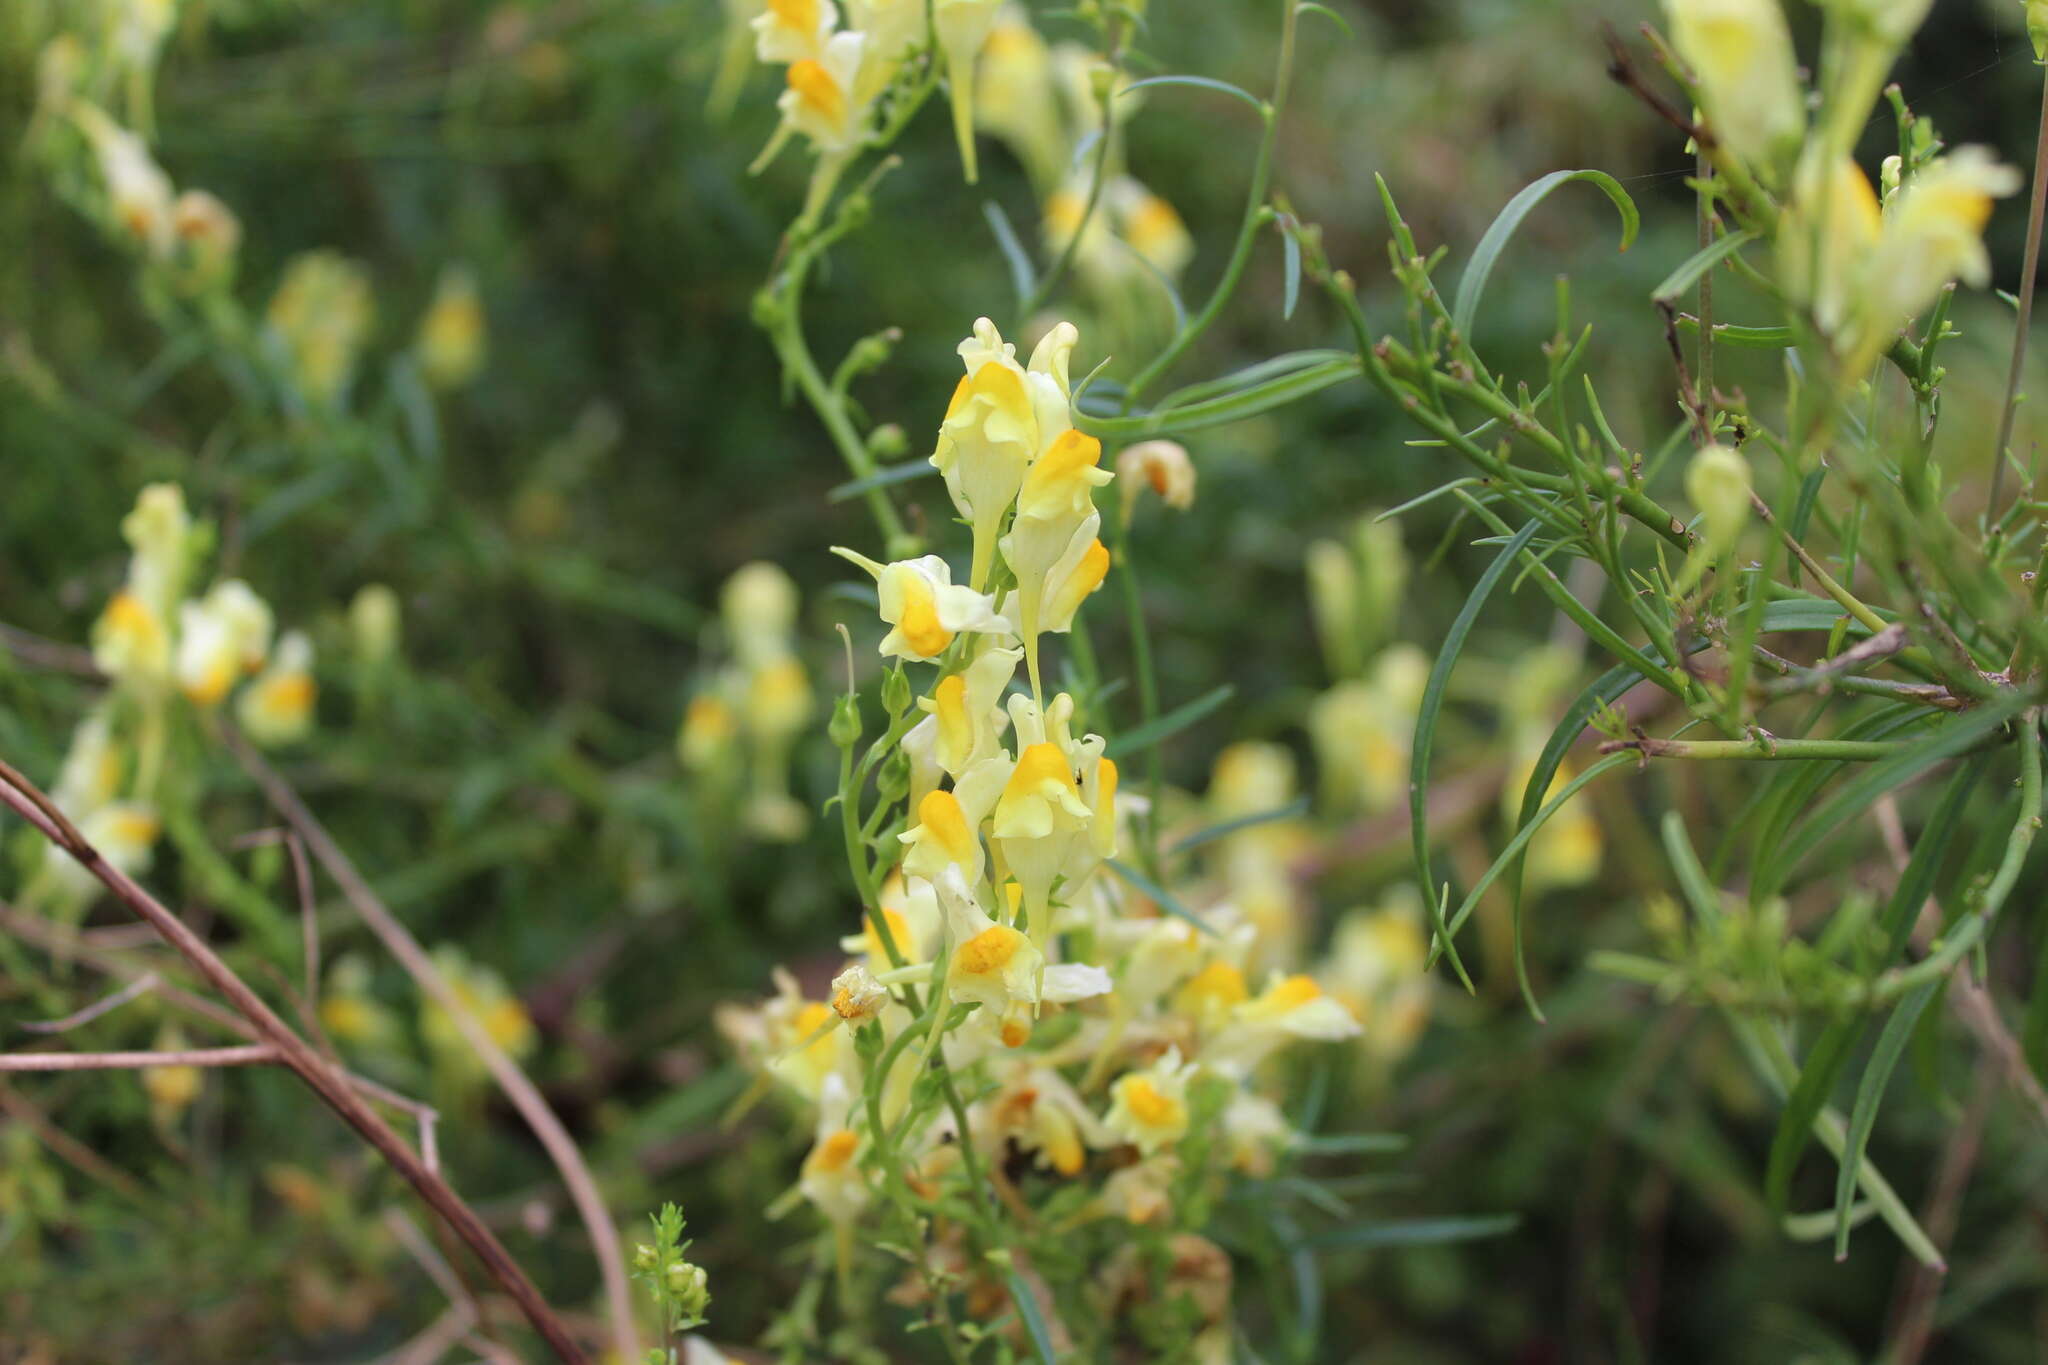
[1118,74,1266,115]
[1452,170,1639,340]
[1411,519,1542,986]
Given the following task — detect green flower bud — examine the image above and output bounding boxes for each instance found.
[1685,444,1752,561]
[867,423,909,459]
[881,664,912,717]
[2032,0,2048,61]
[828,692,862,749]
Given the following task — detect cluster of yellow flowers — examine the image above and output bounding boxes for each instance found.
[34,485,316,911]
[1662,0,2018,376]
[35,10,489,408]
[677,562,816,840]
[744,0,992,176]
[974,8,1195,305]
[717,318,1396,1354]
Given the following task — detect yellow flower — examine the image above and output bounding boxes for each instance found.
[266,251,374,405]
[900,785,989,888]
[799,1075,870,1222]
[934,0,1003,181]
[48,802,160,900]
[1508,756,1605,892]
[417,266,487,390]
[931,318,1078,587]
[1219,1091,1293,1176]
[777,32,870,152]
[1851,148,2021,369]
[175,580,274,707]
[237,631,316,747]
[840,868,943,964]
[1206,974,1361,1076]
[753,0,836,63]
[119,482,193,621]
[846,0,926,59]
[679,693,740,772]
[916,643,1022,778]
[50,708,123,819]
[1661,0,1803,180]
[974,9,1063,190]
[1778,154,1882,340]
[1110,178,1194,278]
[422,947,537,1073]
[831,548,1009,660]
[1104,1047,1195,1154]
[92,590,171,686]
[984,1062,1109,1176]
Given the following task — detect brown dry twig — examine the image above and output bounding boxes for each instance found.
[0,756,590,1364]
[222,725,637,1362]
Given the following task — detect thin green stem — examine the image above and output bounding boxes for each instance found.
[1122,0,1298,402]
[1991,65,2048,519]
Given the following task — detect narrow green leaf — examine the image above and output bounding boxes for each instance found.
[1763,692,2027,895]
[1105,684,1234,758]
[1660,811,1724,929]
[1282,228,1302,320]
[1651,228,1760,304]
[1436,751,1634,949]
[1292,1132,1409,1156]
[1451,171,1639,340]
[1834,981,1940,1259]
[1765,1018,1864,1218]
[1411,519,1542,985]
[1106,858,1216,935]
[1304,1213,1519,1250]
[1007,1270,1058,1365]
[1295,1,1354,38]
[1674,317,1794,349]
[1156,350,1351,411]
[828,460,939,503]
[1169,797,1312,855]
[1119,74,1266,115]
[982,200,1038,306]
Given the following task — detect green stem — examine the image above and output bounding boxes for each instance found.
[1122,0,1298,403]
[1991,63,2048,519]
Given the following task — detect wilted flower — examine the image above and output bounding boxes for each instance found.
[1117,440,1196,516]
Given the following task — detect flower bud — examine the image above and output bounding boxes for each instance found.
[1685,443,1752,561]
[349,584,401,668]
[881,663,912,717]
[2032,0,2048,61]
[417,266,486,391]
[828,691,862,749]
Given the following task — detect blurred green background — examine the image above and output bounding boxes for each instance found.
[6,0,2048,1361]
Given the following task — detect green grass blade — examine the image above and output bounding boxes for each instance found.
[1007,1269,1058,1364]
[1104,683,1235,759]
[1451,171,1638,340]
[1304,1213,1520,1250]
[1106,858,1216,935]
[1834,980,1940,1259]
[1411,519,1541,983]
